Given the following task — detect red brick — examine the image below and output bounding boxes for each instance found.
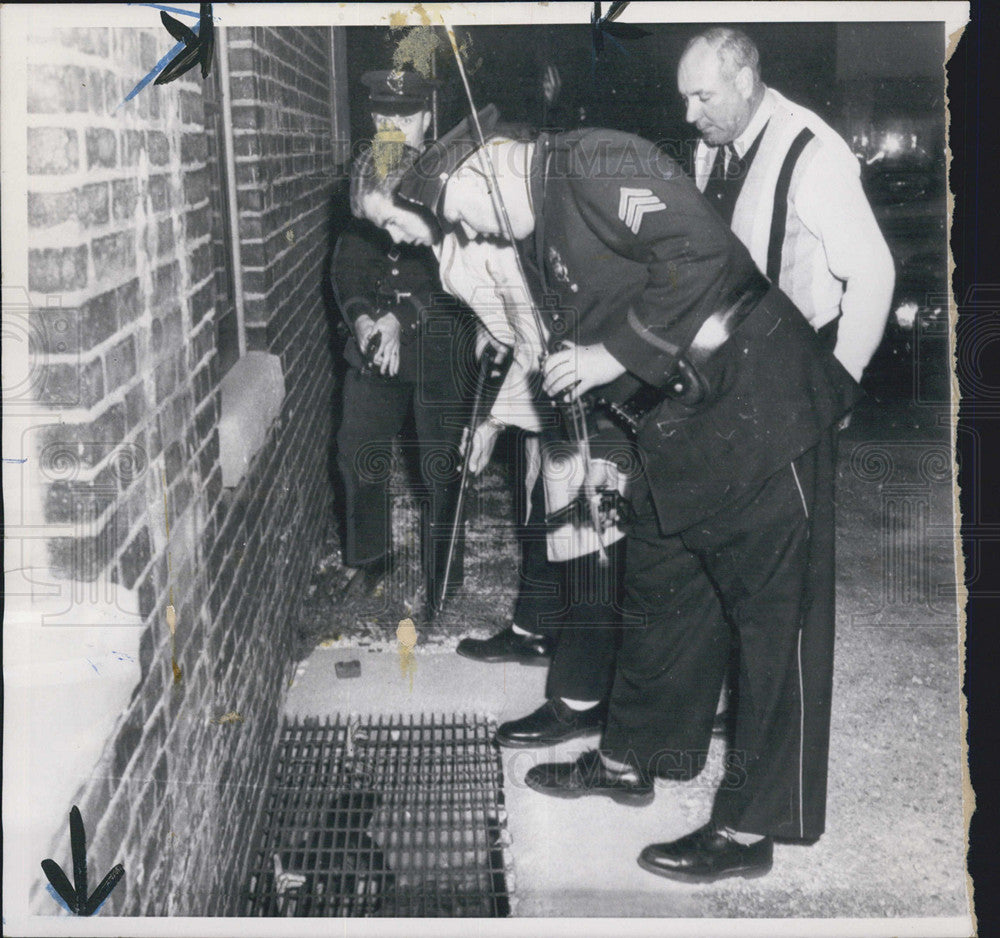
[57,26,110,56]
[124,384,146,432]
[181,132,207,165]
[85,127,117,169]
[122,129,145,167]
[28,245,87,292]
[187,243,212,285]
[28,64,88,113]
[148,130,170,166]
[185,204,211,240]
[104,70,123,114]
[179,89,205,125]
[148,174,171,211]
[112,179,139,221]
[105,334,137,391]
[77,182,110,226]
[85,68,108,115]
[28,189,75,228]
[152,262,180,307]
[92,231,136,282]
[183,167,209,204]
[154,356,178,404]
[163,441,184,485]
[157,217,175,256]
[37,356,105,408]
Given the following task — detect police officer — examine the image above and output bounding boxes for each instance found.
[396,117,861,880]
[331,70,471,613]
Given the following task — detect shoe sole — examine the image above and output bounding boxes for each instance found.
[636,856,773,883]
[495,725,603,748]
[455,649,552,667]
[525,778,654,807]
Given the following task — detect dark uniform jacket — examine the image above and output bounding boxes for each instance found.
[528,129,862,534]
[330,218,442,385]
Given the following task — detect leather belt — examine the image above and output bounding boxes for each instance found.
[594,271,771,437]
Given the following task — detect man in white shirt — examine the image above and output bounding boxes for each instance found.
[674,26,895,805]
[678,27,894,382]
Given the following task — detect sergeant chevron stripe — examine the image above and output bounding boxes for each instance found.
[618,187,666,234]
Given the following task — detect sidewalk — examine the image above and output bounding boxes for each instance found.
[283,626,968,920]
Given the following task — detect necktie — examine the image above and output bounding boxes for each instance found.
[724,144,742,180]
[704,144,742,225]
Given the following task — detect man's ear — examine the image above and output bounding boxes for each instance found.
[735,66,755,100]
[420,110,432,137]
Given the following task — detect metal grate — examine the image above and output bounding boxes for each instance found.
[240,714,511,917]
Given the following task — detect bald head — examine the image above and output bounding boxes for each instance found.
[678,28,764,147]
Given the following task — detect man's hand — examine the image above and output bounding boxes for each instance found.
[542,342,627,402]
[462,417,504,476]
[370,312,402,376]
[354,313,376,351]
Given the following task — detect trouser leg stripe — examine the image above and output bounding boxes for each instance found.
[791,460,809,519]
[797,628,805,838]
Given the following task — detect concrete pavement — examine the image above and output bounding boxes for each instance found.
[282,629,969,921]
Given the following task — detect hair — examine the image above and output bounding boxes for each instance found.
[685,27,761,83]
[370,101,428,118]
[349,141,422,219]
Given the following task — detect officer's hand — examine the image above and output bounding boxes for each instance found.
[463,417,503,476]
[354,313,376,350]
[543,343,627,402]
[372,313,401,377]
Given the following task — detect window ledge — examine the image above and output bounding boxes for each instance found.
[218,352,285,488]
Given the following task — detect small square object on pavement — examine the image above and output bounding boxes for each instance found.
[335,659,361,679]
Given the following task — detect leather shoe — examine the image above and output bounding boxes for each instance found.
[456,626,553,665]
[637,824,773,882]
[524,749,653,806]
[496,698,604,748]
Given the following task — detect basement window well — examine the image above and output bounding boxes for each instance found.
[241,714,512,917]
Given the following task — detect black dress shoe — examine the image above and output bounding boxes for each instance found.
[524,749,654,806]
[496,698,604,748]
[637,824,773,882]
[455,626,553,665]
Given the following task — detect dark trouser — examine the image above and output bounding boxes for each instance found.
[336,366,465,603]
[509,438,625,703]
[602,435,836,841]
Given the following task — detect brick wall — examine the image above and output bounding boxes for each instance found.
[24,25,340,914]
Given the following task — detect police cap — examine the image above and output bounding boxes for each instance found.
[362,69,438,115]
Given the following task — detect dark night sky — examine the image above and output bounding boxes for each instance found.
[343,21,945,148]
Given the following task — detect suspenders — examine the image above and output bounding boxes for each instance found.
[766,127,816,283]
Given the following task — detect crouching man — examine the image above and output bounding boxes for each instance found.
[392,115,861,881]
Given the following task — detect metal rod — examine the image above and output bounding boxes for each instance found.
[436,346,494,612]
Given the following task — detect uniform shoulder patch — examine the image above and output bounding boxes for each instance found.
[617,187,666,234]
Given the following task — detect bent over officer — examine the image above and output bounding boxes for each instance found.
[397,117,861,881]
[331,70,471,613]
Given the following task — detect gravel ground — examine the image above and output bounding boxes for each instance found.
[293,373,970,920]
